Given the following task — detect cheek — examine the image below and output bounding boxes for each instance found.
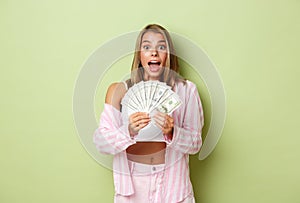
[140,52,146,65]
[161,53,168,65]
[140,51,151,66]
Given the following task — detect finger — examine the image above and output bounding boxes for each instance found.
[130,120,150,134]
[135,118,151,127]
[155,119,173,135]
[167,117,174,127]
[129,113,149,124]
[153,117,166,129]
[128,113,150,136]
[155,111,166,117]
[130,112,148,118]
[153,111,165,121]
[136,122,149,129]
[155,113,173,125]
[153,114,165,126]
[154,112,173,123]
[132,113,150,122]
[135,112,149,117]
[157,120,172,134]
[168,116,174,124]
[162,120,173,134]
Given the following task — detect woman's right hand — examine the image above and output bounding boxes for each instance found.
[128,112,150,137]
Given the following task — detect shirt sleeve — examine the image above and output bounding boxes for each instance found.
[93,103,136,155]
[166,82,204,154]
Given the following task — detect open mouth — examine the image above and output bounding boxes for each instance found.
[148,61,161,72]
[148,61,161,66]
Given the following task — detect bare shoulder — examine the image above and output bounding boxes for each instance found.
[105,82,127,110]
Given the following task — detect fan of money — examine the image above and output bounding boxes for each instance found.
[121,80,182,142]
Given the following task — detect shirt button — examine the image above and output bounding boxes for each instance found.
[152,167,156,171]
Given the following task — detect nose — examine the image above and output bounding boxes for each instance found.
[151,49,158,56]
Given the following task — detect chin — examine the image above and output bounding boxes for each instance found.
[146,71,163,80]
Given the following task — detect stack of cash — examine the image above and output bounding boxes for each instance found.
[121,80,181,142]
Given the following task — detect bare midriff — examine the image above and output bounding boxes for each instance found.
[126,142,166,165]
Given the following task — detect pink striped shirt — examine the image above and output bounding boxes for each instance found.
[93,80,204,202]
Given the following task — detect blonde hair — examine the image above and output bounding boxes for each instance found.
[128,24,185,88]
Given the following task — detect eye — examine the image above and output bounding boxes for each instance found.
[143,45,150,50]
[158,45,166,50]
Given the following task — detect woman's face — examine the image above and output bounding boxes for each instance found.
[140,31,168,80]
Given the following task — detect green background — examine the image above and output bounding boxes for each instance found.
[1,0,299,202]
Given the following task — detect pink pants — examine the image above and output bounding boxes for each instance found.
[114,161,195,203]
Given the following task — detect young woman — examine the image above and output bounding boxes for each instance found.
[94,24,204,203]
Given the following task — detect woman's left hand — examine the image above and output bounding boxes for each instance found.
[153,111,174,136]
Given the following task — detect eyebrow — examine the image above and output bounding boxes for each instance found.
[142,40,166,43]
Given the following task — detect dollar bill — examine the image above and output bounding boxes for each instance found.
[156,93,181,114]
